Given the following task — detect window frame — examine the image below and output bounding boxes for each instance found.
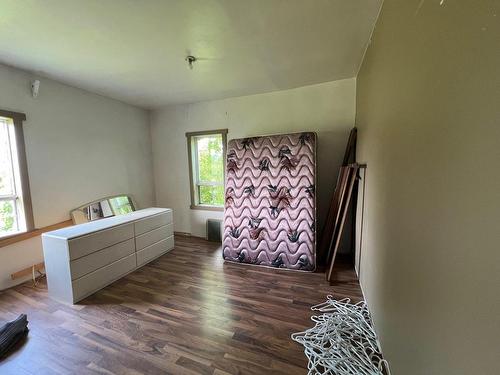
[186,129,227,211]
[0,109,34,239]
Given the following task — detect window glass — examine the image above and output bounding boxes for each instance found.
[196,134,223,182]
[199,185,224,206]
[0,119,15,196]
[0,199,18,235]
[0,116,26,237]
[187,131,226,208]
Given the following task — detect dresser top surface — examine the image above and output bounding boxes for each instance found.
[42,207,171,240]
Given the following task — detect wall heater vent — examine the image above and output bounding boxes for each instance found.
[206,219,222,242]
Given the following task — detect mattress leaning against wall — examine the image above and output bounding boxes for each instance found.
[223,132,317,271]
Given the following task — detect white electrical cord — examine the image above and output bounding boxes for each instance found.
[292,295,391,375]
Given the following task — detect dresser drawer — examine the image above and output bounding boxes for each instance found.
[72,253,136,302]
[70,238,135,280]
[136,236,174,267]
[134,211,172,236]
[69,223,134,260]
[135,223,173,250]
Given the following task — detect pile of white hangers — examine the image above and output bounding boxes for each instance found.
[291,295,391,375]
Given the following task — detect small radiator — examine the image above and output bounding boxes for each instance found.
[206,219,222,242]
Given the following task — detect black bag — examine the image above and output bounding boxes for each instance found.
[0,314,29,358]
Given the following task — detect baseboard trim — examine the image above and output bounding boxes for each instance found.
[174,231,206,240]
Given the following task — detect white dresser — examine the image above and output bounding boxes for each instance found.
[42,207,174,304]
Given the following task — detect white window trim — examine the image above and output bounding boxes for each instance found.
[186,129,227,211]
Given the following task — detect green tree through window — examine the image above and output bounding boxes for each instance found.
[187,130,227,209]
[196,134,224,206]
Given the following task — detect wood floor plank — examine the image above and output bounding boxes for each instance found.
[0,235,362,374]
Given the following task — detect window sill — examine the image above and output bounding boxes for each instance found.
[190,204,224,212]
[0,220,73,249]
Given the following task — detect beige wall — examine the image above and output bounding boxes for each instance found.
[355,1,499,374]
[0,63,154,290]
[151,78,356,239]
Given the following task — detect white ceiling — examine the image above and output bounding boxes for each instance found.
[0,0,382,109]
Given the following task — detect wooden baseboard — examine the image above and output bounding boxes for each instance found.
[174,231,206,240]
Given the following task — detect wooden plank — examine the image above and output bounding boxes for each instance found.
[324,167,352,266]
[319,128,358,265]
[319,166,350,264]
[342,127,357,166]
[11,262,45,280]
[327,165,359,282]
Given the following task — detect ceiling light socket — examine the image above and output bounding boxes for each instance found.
[185,55,197,69]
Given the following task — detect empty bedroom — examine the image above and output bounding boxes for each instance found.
[0,1,498,374]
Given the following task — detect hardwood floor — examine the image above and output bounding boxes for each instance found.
[0,235,362,375]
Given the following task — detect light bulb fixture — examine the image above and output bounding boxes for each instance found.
[31,80,40,98]
[185,55,197,70]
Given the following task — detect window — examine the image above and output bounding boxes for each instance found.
[186,129,227,210]
[0,110,34,238]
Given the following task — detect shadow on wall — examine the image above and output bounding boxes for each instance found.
[315,127,354,255]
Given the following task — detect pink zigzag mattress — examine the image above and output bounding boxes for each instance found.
[223,132,316,271]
